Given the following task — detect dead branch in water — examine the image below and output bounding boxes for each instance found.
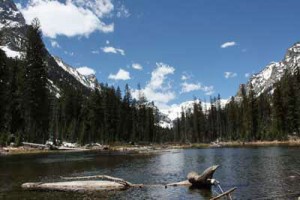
[166,165,219,188]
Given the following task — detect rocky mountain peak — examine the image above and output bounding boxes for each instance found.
[53,56,100,91]
[0,0,25,28]
[241,42,300,97]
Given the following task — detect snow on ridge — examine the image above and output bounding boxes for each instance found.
[54,56,97,90]
[161,99,229,122]
[247,42,300,96]
[0,45,22,58]
[47,79,61,98]
[0,0,25,29]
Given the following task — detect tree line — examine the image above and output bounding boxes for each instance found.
[173,69,300,143]
[1,19,299,146]
[0,19,164,146]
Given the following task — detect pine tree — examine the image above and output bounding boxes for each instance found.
[272,84,285,139]
[23,18,49,143]
[248,84,258,140]
[0,46,8,132]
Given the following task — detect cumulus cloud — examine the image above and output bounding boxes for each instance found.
[221,41,236,48]
[132,63,176,106]
[50,40,60,48]
[108,69,131,80]
[77,66,96,76]
[148,63,175,90]
[181,82,214,95]
[181,82,201,93]
[19,0,114,38]
[132,63,143,70]
[102,46,125,55]
[224,72,237,79]
[70,0,114,18]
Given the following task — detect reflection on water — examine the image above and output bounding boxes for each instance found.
[0,146,299,199]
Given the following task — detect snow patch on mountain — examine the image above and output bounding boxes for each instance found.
[54,56,99,91]
[160,99,229,124]
[246,42,300,96]
[0,45,22,58]
[0,0,25,28]
[47,79,61,98]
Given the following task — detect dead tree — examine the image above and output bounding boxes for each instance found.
[167,165,219,188]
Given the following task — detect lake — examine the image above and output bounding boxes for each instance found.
[0,146,299,199]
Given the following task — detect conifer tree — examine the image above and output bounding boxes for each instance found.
[0,46,8,131]
[23,18,49,142]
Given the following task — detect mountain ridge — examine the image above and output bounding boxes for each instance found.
[243,42,300,96]
[0,0,101,96]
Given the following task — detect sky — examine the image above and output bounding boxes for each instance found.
[14,0,300,111]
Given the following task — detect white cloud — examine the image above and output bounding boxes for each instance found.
[64,51,74,56]
[181,82,214,95]
[221,41,236,48]
[108,68,130,80]
[181,82,201,93]
[102,46,125,55]
[224,72,237,79]
[202,85,215,95]
[132,63,176,107]
[132,63,143,70]
[77,66,96,76]
[106,40,110,44]
[70,0,114,18]
[20,0,114,38]
[116,4,130,18]
[181,75,189,81]
[50,40,60,48]
[91,50,99,54]
[149,63,175,90]
[245,73,251,78]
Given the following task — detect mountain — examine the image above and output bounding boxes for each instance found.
[0,0,25,29]
[54,57,100,91]
[160,99,228,128]
[0,0,101,97]
[0,0,27,55]
[243,42,300,96]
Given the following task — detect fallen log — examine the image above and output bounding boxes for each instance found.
[166,165,219,188]
[22,142,47,148]
[22,175,143,192]
[60,175,140,187]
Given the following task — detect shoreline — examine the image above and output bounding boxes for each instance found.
[1,139,299,156]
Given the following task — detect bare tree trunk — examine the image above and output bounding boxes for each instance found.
[167,165,219,188]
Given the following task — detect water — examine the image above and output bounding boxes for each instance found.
[0,146,299,199]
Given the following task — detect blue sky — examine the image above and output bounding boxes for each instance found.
[15,0,300,109]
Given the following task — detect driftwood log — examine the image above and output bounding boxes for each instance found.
[167,165,219,188]
[22,165,220,192]
[22,175,143,192]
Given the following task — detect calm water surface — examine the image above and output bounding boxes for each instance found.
[0,146,299,199]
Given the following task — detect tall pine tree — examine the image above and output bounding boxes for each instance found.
[23,18,49,143]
